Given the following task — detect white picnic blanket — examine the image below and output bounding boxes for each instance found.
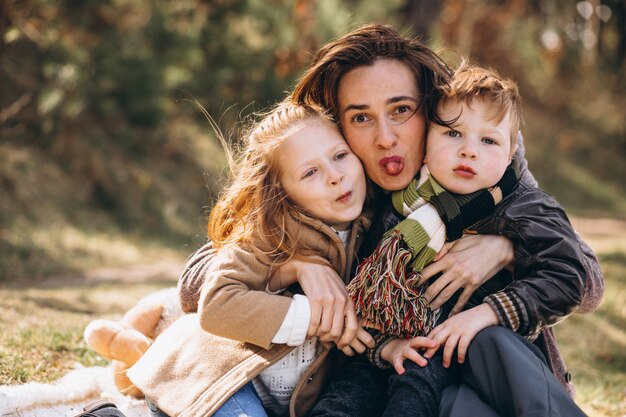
[0,365,149,417]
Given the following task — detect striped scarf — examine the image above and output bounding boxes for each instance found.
[347,161,520,338]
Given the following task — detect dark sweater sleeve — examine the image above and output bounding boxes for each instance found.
[483,189,586,338]
[177,241,216,313]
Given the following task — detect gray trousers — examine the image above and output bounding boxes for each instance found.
[440,326,588,417]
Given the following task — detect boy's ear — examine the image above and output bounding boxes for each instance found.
[509,142,519,161]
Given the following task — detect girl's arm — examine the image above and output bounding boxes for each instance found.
[195,244,294,349]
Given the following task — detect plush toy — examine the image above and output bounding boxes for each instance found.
[84,287,183,398]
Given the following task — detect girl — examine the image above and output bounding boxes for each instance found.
[127,101,374,417]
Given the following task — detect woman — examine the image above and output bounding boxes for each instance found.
[177,24,602,416]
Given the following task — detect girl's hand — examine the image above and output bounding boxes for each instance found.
[339,327,375,356]
[424,304,499,368]
[419,234,514,314]
[272,257,358,345]
[380,337,439,375]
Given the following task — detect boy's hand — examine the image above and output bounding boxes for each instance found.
[380,337,439,375]
[338,327,375,356]
[424,304,499,368]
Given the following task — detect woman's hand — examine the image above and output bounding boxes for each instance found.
[419,234,514,314]
[424,304,499,368]
[338,327,375,356]
[380,337,439,374]
[272,257,358,345]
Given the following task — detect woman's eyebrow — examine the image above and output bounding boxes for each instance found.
[343,96,418,112]
[387,96,418,104]
[343,103,368,112]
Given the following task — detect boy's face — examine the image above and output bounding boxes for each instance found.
[278,117,367,231]
[425,99,516,195]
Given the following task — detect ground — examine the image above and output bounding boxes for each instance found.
[0,216,624,416]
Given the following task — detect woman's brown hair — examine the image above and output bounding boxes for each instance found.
[291,24,452,125]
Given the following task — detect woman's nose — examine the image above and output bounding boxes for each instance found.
[374,119,398,150]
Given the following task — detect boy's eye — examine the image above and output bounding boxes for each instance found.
[482,137,496,145]
[446,130,460,138]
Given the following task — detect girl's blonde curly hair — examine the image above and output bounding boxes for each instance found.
[208,100,330,262]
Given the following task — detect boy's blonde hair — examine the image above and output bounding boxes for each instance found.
[208,101,330,263]
[435,62,522,149]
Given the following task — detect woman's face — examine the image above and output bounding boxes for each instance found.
[337,59,426,191]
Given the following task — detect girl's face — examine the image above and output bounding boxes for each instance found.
[425,99,515,194]
[277,117,367,231]
[337,59,426,191]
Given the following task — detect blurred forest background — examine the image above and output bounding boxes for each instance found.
[1,0,625,279]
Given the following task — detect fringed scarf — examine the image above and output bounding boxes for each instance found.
[347,160,520,338]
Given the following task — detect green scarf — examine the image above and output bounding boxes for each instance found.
[347,161,520,338]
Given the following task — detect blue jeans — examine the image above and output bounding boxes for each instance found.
[146,381,268,417]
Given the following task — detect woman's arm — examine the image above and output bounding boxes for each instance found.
[177,241,216,313]
[511,132,603,314]
[483,190,587,337]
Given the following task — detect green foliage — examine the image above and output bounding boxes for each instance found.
[0,0,403,280]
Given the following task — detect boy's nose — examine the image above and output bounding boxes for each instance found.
[459,142,478,159]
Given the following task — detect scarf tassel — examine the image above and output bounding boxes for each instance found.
[347,231,440,339]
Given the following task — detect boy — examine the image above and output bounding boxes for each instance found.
[326,63,587,417]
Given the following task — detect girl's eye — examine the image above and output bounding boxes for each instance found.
[446,130,460,138]
[302,168,317,179]
[335,151,349,160]
[482,137,496,145]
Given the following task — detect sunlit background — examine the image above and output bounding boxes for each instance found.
[0,2,625,415]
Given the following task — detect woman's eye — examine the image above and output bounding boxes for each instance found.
[446,130,460,138]
[352,114,369,124]
[396,105,411,114]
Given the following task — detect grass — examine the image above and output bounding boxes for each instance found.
[0,217,624,416]
[0,280,177,384]
[556,249,626,417]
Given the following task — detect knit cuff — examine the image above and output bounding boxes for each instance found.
[272,294,310,346]
[366,330,394,370]
[484,291,529,334]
